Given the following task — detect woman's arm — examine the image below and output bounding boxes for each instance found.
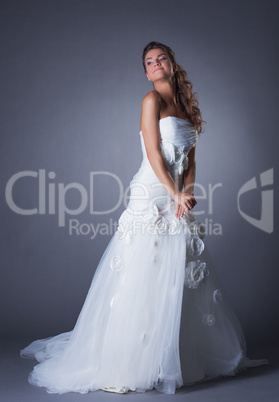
[140,92,196,217]
[174,146,197,219]
[140,92,178,198]
[183,146,196,196]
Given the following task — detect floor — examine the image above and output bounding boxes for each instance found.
[1,339,278,402]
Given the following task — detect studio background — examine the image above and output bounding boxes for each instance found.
[0,0,278,349]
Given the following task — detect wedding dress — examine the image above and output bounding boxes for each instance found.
[20,116,268,394]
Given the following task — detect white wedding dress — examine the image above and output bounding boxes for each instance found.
[20,116,268,394]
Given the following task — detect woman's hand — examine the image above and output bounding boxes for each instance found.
[173,192,197,219]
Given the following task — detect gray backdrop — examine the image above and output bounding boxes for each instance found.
[1,0,278,347]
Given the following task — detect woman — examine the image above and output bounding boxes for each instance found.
[140,42,199,220]
[20,41,268,395]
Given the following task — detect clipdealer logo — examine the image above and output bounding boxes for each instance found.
[237,168,274,234]
[5,168,274,235]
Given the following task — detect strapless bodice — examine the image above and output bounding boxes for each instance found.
[139,116,197,174]
[127,117,197,213]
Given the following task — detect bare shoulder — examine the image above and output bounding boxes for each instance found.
[141,90,162,119]
[142,90,161,107]
[140,90,162,136]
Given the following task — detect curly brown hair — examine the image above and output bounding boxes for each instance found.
[142,41,205,135]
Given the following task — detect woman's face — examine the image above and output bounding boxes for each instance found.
[144,48,175,83]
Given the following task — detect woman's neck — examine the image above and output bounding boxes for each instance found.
[153,79,177,106]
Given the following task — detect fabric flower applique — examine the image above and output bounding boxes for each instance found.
[182,210,196,227]
[167,218,180,235]
[189,236,205,257]
[189,221,205,239]
[184,260,209,288]
[161,142,189,174]
[202,313,216,326]
[176,146,189,175]
[110,256,123,271]
[213,289,223,304]
[152,215,168,235]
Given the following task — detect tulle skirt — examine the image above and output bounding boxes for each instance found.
[20,206,268,394]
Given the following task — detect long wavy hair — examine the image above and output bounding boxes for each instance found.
[142,41,205,135]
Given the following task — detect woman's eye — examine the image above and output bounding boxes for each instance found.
[146,56,167,67]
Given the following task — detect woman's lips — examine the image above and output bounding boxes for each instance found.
[154,68,163,72]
